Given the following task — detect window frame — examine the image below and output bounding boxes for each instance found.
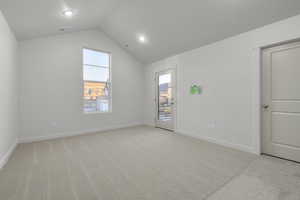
[82,47,112,114]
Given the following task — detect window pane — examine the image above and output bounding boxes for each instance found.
[83,48,109,67]
[98,98,109,112]
[83,48,111,113]
[84,81,110,98]
[84,97,110,113]
[83,65,109,82]
[83,81,110,113]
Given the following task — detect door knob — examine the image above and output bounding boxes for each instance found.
[263,105,269,109]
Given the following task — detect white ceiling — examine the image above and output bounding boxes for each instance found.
[1,0,300,63]
[0,0,121,39]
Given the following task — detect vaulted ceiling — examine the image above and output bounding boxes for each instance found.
[1,0,300,63]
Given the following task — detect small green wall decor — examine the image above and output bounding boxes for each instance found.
[190,85,202,95]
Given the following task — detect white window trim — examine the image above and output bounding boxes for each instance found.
[82,47,112,114]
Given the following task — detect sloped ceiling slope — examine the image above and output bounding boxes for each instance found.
[1,0,300,63]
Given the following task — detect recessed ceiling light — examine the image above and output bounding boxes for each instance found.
[138,35,147,43]
[63,10,73,17]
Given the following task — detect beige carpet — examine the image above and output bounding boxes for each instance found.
[0,126,299,200]
[207,155,300,200]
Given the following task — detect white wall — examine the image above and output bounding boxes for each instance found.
[144,14,300,154]
[0,11,19,166]
[19,30,144,141]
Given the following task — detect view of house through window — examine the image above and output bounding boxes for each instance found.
[83,48,111,113]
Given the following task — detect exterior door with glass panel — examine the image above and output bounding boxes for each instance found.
[155,69,176,131]
[262,41,300,162]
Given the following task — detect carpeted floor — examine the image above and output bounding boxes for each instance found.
[0,126,299,200]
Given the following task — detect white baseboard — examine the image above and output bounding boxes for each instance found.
[19,122,143,144]
[176,129,257,155]
[0,139,18,170]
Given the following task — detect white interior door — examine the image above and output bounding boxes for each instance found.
[155,69,176,131]
[262,41,300,162]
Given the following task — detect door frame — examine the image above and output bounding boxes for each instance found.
[259,38,300,156]
[260,39,300,159]
[154,68,177,131]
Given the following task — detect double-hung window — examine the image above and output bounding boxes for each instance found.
[83,48,111,113]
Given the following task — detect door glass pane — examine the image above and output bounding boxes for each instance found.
[158,73,172,121]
